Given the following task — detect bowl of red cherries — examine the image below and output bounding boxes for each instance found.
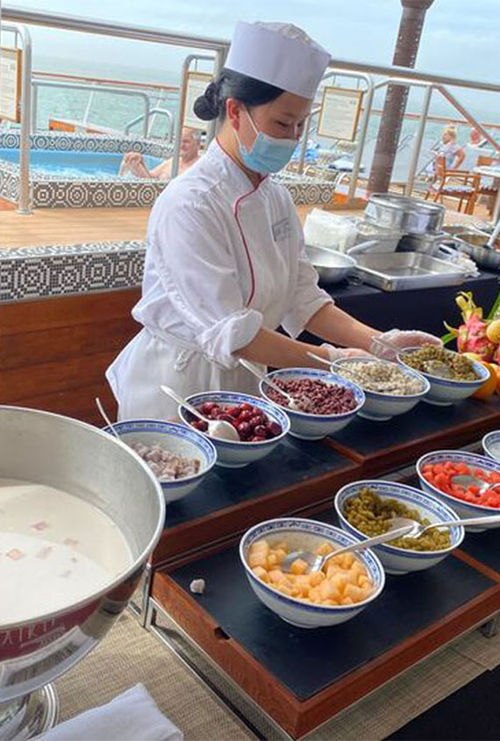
[178,391,291,468]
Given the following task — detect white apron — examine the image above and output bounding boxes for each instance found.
[106,140,331,420]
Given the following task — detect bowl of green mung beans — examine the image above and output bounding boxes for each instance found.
[335,480,464,575]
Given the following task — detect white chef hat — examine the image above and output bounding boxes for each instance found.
[225,21,330,100]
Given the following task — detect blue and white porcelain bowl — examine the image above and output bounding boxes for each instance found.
[102,419,217,502]
[331,356,430,421]
[397,348,488,406]
[178,391,290,468]
[482,431,500,462]
[417,450,500,531]
[259,368,365,440]
[240,518,385,629]
[335,480,464,574]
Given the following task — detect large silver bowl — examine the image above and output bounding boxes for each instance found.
[0,407,165,739]
[305,244,356,284]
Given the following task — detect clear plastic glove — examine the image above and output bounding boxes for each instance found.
[370,329,442,361]
[321,343,375,362]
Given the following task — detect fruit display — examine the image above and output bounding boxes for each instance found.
[445,292,497,361]
[247,538,375,605]
[444,291,500,397]
[421,460,500,508]
[188,402,282,442]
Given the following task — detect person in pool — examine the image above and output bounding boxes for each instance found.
[119,127,201,179]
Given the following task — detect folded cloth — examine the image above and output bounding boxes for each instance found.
[38,684,183,741]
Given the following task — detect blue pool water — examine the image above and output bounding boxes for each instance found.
[0,148,163,179]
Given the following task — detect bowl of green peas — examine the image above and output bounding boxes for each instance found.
[334,480,464,575]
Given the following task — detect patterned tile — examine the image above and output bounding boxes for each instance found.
[0,240,146,302]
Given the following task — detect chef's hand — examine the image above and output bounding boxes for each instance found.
[321,343,375,362]
[370,329,442,361]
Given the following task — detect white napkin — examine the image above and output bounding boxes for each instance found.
[39,684,183,741]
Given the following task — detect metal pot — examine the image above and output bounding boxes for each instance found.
[365,194,445,235]
[305,244,356,283]
[0,407,165,739]
[441,234,500,272]
[397,232,446,256]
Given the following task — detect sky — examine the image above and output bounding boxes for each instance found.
[2,0,499,117]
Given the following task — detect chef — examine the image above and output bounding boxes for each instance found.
[107,21,438,420]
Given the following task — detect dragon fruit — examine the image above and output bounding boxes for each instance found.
[444,292,496,361]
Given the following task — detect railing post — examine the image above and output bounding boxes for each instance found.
[348,75,374,202]
[16,24,33,214]
[405,84,433,196]
[31,81,38,132]
[172,53,214,178]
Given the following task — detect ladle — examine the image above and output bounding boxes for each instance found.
[160,385,239,441]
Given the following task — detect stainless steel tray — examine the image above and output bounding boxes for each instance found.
[354,252,467,291]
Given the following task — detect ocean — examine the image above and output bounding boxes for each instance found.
[25,56,500,183]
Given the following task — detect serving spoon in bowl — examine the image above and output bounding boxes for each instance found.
[386,512,500,537]
[282,512,500,574]
[95,397,121,441]
[281,518,418,574]
[451,474,500,497]
[160,384,239,441]
[238,358,308,411]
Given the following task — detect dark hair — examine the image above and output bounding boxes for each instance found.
[193,68,284,122]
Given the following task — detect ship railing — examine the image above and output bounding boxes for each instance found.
[1,5,499,216]
[124,108,174,141]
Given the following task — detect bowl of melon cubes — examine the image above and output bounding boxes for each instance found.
[239,518,385,628]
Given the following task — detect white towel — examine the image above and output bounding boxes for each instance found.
[38,684,183,741]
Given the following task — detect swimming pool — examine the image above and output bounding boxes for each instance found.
[0,148,163,179]
[0,131,337,209]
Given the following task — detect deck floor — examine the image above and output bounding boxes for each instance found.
[0,201,489,250]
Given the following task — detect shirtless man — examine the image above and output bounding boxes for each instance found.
[120,127,201,179]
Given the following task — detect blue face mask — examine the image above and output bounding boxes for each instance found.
[237,109,298,174]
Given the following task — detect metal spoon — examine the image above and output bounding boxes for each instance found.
[387,513,500,536]
[420,359,455,379]
[238,358,306,411]
[281,518,418,574]
[451,473,500,496]
[160,384,239,441]
[95,397,121,440]
[486,218,500,249]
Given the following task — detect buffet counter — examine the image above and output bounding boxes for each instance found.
[145,397,500,739]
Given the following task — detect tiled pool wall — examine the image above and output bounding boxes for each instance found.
[0,131,337,209]
[1,240,146,302]
[0,131,172,208]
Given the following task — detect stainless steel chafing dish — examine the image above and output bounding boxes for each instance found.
[365,194,445,236]
[354,252,467,291]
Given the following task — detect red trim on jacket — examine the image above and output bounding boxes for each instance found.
[216,138,267,307]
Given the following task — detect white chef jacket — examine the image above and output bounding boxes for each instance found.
[106,139,332,420]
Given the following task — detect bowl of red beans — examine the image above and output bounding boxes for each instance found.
[178,391,290,468]
[259,368,365,440]
[416,450,500,531]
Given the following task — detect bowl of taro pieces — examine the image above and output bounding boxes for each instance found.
[103,419,217,501]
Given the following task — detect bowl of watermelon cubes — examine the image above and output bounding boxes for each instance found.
[178,391,290,468]
[416,450,500,531]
